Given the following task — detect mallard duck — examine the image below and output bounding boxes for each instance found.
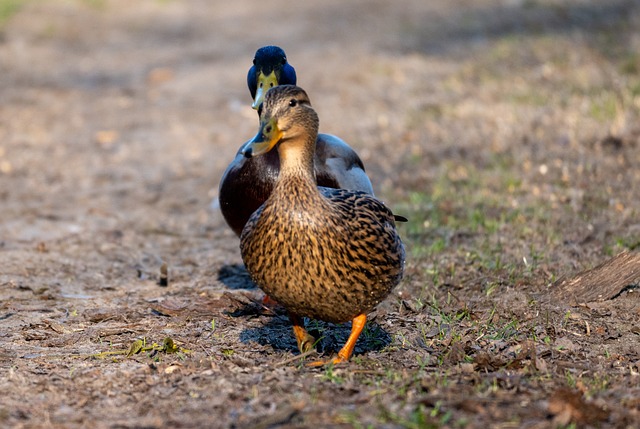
[239,85,405,365]
[218,46,374,236]
[247,45,297,110]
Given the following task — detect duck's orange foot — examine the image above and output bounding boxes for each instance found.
[294,326,316,353]
[306,354,349,367]
[289,314,316,353]
[305,313,367,367]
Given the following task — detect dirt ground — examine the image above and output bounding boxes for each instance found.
[1,0,640,428]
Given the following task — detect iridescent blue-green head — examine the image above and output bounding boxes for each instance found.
[247,46,297,111]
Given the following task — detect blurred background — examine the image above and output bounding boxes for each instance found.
[1,1,638,253]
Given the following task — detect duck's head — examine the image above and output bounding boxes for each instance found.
[247,46,297,111]
[242,85,318,158]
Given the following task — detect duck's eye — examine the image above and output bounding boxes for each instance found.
[289,99,298,107]
[281,57,287,65]
[253,58,256,65]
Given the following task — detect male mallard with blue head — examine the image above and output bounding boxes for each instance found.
[218,46,374,236]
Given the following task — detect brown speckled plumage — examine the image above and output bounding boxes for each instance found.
[239,85,405,364]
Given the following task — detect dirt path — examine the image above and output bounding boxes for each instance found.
[1,1,639,427]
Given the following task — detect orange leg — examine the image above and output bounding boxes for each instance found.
[308,314,367,366]
[289,314,315,353]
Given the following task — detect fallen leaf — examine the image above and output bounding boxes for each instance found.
[548,388,610,426]
[127,339,144,357]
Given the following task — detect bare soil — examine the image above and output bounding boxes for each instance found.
[1,1,640,428]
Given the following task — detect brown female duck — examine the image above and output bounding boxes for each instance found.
[239,85,405,365]
[218,46,374,236]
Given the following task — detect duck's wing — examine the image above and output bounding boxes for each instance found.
[218,139,281,236]
[319,187,406,282]
[319,188,400,227]
[314,134,375,196]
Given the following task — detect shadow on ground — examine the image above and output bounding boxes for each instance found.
[219,265,394,357]
[239,314,392,357]
[217,263,257,290]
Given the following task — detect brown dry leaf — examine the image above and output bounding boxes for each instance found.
[548,388,610,426]
[533,356,548,373]
[446,341,466,364]
[84,308,120,323]
[516,340,536,360]
[24,331,48,341]
[149,298,188,317]
[507,340,542,371]
[459,363,475,374]
[474,351,505,371]
[41,319,66,334]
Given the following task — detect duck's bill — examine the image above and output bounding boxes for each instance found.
[241,118,282,158]
[252,71,279,109]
